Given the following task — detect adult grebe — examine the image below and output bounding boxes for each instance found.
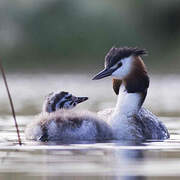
[93,47,169,140]
[25,91,112,141]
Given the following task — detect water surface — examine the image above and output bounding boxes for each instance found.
[0,74,180,180]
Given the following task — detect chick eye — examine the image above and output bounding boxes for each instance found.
[66,95,72,100]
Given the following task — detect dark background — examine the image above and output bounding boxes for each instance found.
[1,0,180,73]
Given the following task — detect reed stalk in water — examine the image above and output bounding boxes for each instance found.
[0,60,22,145]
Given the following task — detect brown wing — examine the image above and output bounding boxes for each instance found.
[112,79,122,95]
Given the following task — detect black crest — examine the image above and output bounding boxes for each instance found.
[105,47,147,68]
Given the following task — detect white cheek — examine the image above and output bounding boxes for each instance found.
[63,102,71,109]
[112,56,133,79]
[112,68,125,79]
[64,102,76,109]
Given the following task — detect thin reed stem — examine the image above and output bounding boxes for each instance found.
[0,60,22,145]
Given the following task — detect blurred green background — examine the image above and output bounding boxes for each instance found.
[1,0,180,73]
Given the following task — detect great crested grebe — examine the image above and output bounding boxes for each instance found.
[93,47,169,140]
[25,91,112,141]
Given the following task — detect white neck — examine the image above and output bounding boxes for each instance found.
[110,84,142,124]
[108,84,144,139]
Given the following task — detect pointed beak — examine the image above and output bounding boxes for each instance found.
[76,97,88,104]
[92,68,114,80]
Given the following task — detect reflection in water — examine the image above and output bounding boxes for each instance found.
[112,141,146,180]
[31,141,147,180]
[1,133,180,179]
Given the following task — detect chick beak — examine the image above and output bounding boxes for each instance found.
[92,68,114,80]
[76,97,88,104]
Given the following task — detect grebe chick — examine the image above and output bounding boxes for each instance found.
[93,47,169,140]
[25,91,112,141]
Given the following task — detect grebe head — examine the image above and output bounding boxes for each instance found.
[93,47,149,93]
[43,91,88,113]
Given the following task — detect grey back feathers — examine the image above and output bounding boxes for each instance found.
[105,47,147,68]
[25,109,113,141]
[136,107,170,139]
